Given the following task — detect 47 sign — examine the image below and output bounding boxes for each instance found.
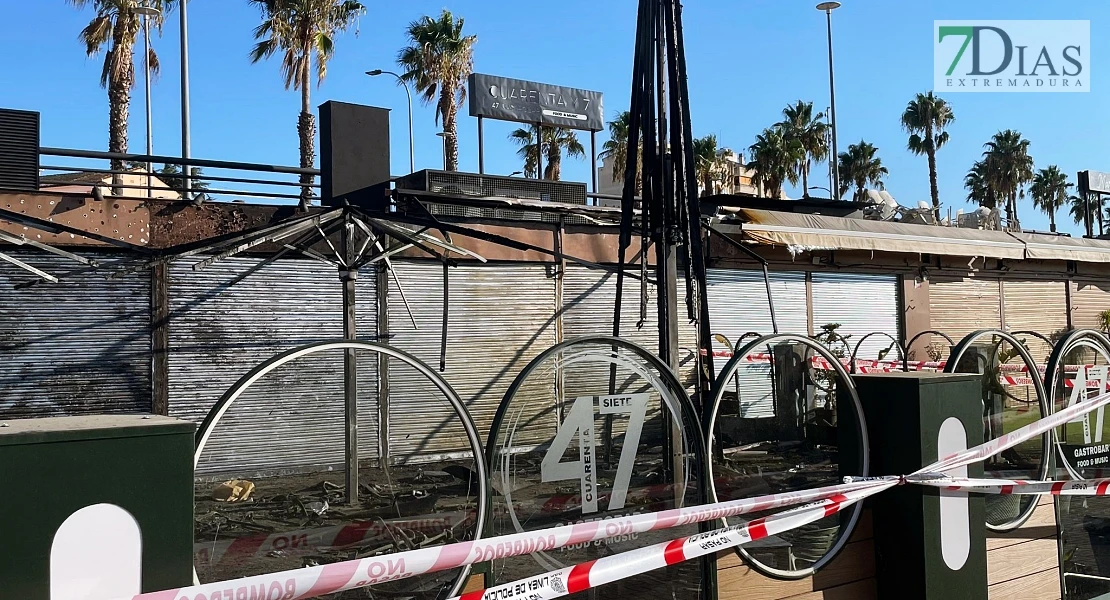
[541,394,650,514]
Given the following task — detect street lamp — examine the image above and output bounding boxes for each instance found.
[435,132,447,170]
[817,1,841,201]
[809,185,832,196]
[135,4,160,197]
[366,69,415,174]
[508,171,523,177]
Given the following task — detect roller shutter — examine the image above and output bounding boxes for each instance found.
[811,272,901,361]
[704,269,807,418]
[167,256,379,476]
[929,277,1002,348]
[1003,279,1068,363]
[386,260,557,461]
[0,250,151,418]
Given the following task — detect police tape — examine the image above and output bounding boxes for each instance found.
[448,486,888,600]
[911,476,1110,495]
[126,478,891,600]
[123,389,1110,600]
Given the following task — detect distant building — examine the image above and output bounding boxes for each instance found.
[40,170,181,200]
[594,149,787,208]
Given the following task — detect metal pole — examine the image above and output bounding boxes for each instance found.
[143,14,153,198]
[591,130,598,196]
[403,85,414,175]
[180,0,192,199]
[342,214,359,505]
[825,8,840,201]
[478,116,485,175]
[536,123,544,180]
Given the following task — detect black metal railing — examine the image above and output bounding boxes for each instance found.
[38,147,320,205]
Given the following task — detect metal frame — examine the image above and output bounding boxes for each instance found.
[904,330,955,371]
[192,339,489,598]
[1043,328,1110,481]
[849,331,906,374]
[944,329,1051,532]
[484,336,707,573]
[706,333,869,580]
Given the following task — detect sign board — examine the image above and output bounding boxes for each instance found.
[468,73,604,131]
[1081,170,1110,195]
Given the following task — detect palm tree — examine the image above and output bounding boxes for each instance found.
[1029,166,1071,233]
[508,129,539,179]
[901,92,955,220]
[965,159,998,209]
[778,101,829,198]
[249,0,365,210]
[982,129,1034,228]
[747,126,801,198]
[599,111,641,192]
[693,134,730,197]
[1070,194,1097,232]
[838,140,888,202]
[398,10,477,173]
[508,127,584,181]
[69,0,176,191]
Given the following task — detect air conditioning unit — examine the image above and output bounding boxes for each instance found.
[395,170,588,224]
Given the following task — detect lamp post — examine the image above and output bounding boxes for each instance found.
[366,69,415,174]
[135,4,160,198]
[179,0,191,199]
[435,132,447,170]
[817,1,841,201]
[808,185,832,197]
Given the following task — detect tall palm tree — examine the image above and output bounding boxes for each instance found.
[778,101,828,198]
[838,140,888,202]
[901,91,955,220]
[69,0,176,190]
[964,159,998,209]
[508,127,584,181]
[747,126,801,199]
[398,10,477,172]
[693,134,730,197]
[249,0,365,210]
[599,111,641,192]
[1029,165,1071,233]
[982,129,1034,228]
[1070,194,1097,232]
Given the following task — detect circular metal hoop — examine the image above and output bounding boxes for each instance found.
[1043,329,1110,481]
[904,330,956,371]
[849,331,906,374]
[485,336,707,572]
[707,334,870,580]
[193,339,489,598]
[944,329,1051,532]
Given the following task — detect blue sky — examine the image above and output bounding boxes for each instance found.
[0,1,1105,235]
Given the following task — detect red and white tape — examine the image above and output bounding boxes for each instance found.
[125,478,889,600]
[122,390,1110,600]
[913,476,1110,496]
[449,486,886,600]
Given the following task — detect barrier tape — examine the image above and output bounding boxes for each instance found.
[447,391,1110,600]
[449,486,888,600]
[123,389,1110,600]
[913,476,1110,495]
[127,479,890,600]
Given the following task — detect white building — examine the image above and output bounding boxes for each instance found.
[594,150,784,208]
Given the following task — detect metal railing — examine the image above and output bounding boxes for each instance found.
[38,147,320,205]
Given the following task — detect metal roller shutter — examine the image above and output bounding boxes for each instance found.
[1003,279,1067,363]
[929,277,1002,347]
[811,272,901,361]
[168,256,378,475]
[561,265,699,441]
[386,260,557,461]
[0,250,151,418]
[704,269,808,418]
[1072,279,1110,332]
